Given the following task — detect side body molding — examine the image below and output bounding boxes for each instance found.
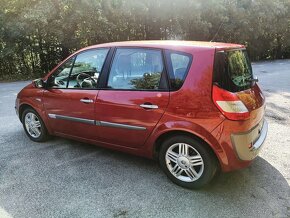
[48,114,146,131]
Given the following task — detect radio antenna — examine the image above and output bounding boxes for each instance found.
[210,21,224,42]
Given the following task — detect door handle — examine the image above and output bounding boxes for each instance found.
[140,103,159,109]
[80,98,94,104]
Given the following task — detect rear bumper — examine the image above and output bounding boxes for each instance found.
[211,117,268,172]
[231,119,268,161]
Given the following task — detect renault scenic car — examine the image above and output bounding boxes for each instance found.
[15,41,268,189]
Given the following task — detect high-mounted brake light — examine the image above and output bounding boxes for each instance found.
[212,85,250,121]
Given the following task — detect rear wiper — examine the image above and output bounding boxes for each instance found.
[246,76,259,83]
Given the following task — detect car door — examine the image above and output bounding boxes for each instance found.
[94,47,169,148]
[43,48,110,139]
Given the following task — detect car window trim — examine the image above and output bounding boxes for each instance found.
[66,54,77,88]
[97,47,115,89]
[99,46,169,91]
[161,49,171,91]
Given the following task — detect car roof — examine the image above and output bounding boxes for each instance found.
[80,40,244,52]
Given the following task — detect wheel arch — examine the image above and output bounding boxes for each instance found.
[152,129,224,170]
[19,103,34,122]
[18,102,52,134]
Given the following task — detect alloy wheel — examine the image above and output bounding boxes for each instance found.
[24,112,42,138]
[165,143,204,182]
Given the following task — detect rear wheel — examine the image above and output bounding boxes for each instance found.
[159,135,217,189]
[22,108,48,142]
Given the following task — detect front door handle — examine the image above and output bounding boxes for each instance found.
[80,98,94,104]
[140,103,159,109]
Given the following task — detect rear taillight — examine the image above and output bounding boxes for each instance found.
[212,85,250,121]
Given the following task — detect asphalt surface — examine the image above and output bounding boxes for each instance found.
[0,60,289,218]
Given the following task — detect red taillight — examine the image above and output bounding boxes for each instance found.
[212,85,250,121]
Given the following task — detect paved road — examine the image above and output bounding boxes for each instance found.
[0,60,289,218]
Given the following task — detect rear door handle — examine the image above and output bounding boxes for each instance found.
[80,98,94,104]
[140,104,159,109]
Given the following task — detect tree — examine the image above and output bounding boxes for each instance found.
[0,0,289,80]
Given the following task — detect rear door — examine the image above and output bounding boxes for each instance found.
[43,48,110,139]
[94,47,169,148]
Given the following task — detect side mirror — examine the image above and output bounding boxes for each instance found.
[33,78,45,88]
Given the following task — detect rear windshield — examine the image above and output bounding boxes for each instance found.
[213,49,253,92]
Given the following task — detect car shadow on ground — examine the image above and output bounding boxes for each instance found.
[2,131,289,194]
[0,131,289,217]
[22,134,290,194]
[55,136,290,203]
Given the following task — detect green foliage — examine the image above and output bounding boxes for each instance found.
[228,51,252,87]
[130,72,161,89]
[0,0,290,80]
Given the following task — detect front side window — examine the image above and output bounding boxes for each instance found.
[47,57,74,88]
[68,48,109,89]
[165,50,192,91]
[107,48,165,90]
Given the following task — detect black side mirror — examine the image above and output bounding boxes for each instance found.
[33,78,45,88]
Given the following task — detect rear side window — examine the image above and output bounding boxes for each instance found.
[213,49,253,92]
[165,50,192,91]
[107,48,167,90]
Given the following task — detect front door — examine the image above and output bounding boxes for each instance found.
[95,48,169,148]
[43,48,110,140]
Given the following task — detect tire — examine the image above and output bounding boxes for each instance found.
[22,108,49,142]
[159,135,218,189]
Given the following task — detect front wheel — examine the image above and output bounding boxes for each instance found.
[159,135,218,189]
[22,108,48,142]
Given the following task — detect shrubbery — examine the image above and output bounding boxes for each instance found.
[0,0,289,80]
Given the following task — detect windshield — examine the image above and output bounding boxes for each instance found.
[213,49,253,92]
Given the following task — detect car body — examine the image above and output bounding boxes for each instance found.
[15,40,268,188]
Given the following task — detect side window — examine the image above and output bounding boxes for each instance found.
[107,48,165,90]
[47,57,74,88]
[68,48,109,89]
[165,50,192,91]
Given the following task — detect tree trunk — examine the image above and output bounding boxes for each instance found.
[61,46,70,60]
[276,36,282,59]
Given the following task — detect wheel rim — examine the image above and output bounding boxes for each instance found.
[24,112,41,138]
[165,143,204,182]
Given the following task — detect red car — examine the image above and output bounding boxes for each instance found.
[15,41,268,189]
